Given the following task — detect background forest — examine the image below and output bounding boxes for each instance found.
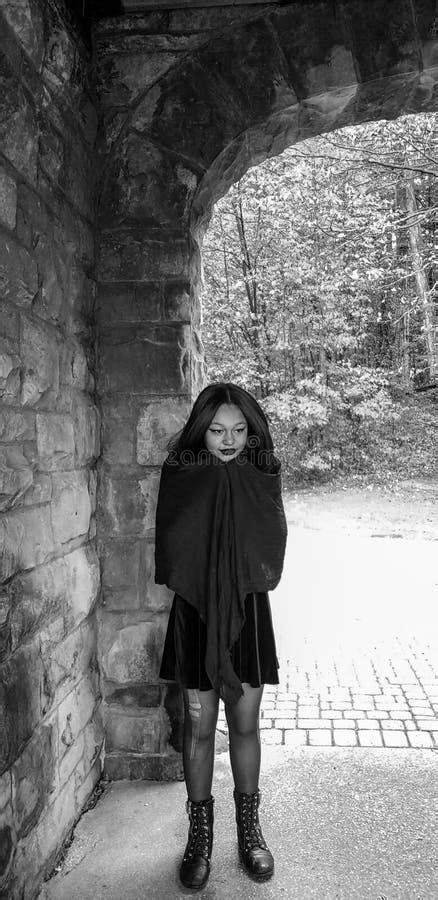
[201,114,438,483]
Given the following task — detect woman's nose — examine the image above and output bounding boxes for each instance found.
[223,433,234,445]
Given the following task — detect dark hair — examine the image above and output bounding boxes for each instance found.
[168,382,277,471]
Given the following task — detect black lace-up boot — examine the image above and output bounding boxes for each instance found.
[234,789,274,880]
[179,796,214,890]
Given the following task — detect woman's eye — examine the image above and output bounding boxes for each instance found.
[235,428,246,433]
[210,429,222,435]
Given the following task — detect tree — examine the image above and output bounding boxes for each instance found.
[200,114,438,479]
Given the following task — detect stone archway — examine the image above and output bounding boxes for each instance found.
[94,1,438,780]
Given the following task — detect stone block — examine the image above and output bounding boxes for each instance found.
[338,0,421,82]
[41,13,76,94]
[12,724,55,839]
[60,204,94,269]
[0,168,17,230]
[78,92,98,146]
[98,234,189,282]
[104,683,162,709]
[96,49,177,108]
[0,238,38,308]
[58,677,98,757]
[63,139,95,221]
[0,810,15,886]
[36,412,75,470]
[73,754,102,815]
[72,395,100,466]
[100,617,165,684]
[21,768,89,895]
[102,538,171,612]
[9,545,100,650]
[101,538,141,609]
[104,707,163,754]
[0,305,19,342]
[60,260,86,325]
[96,283,162,329]
[1,0,45,69]
[99,469,160,537]
[101,398,136,466]
[0,343,20,406]
[0,410,35,442]
[57,682,101,788]
[20,316,59,407]
[148,49,264,170]
[0,640,45,773]
[60,339,91,392]
[163,282,191,321]
[122,77,159,128]
[102,134,198,228]
[23,472,51,507]
[9,561,63,652]
[81,711,104,774]
[0,773,12,815]
[0,65,38,185]
[32,233,68,324]
[0,591,10,663]
[0,445,34,511]
[38,118,65,186]
[0,505,55,581]
[50,470,92,545]
[137,396,189,465]
[104,752,183,782]
[41,617,98,714]
[98,324,191,395]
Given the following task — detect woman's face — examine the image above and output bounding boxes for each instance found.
[204,403,248,462]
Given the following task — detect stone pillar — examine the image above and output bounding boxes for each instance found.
[94,12,208,781]
[96,228,204,779]
[0,2,102,895]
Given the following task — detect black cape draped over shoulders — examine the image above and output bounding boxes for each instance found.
[154,452,288,705]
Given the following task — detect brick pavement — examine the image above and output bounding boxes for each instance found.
[217,634,438,749]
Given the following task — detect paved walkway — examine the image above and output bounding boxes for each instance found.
[41,745,438,899]
[216,637,438,750]
[218,487,438,752]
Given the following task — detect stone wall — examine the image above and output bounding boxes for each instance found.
[94,0,438,782]
[0,2,101,896]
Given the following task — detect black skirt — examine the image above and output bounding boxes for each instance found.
[159,592,279,692]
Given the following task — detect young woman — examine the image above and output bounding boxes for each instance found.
[155,383,287,890]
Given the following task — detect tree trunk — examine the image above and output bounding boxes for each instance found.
[405,176,438,379]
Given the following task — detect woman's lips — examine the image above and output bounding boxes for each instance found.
[220,448,236,455]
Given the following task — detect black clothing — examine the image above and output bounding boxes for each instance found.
[155,451,287,704]
[159,591,279,690]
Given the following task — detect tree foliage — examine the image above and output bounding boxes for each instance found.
[201,114,438,481]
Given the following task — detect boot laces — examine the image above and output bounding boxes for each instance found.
[241,794,268,851]
[184,802,211,861]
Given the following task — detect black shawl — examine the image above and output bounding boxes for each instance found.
[154,452,287,704]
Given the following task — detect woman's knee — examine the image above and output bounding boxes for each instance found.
[183,689,218,744]
[225,684,263,738]
[227,714,259,739]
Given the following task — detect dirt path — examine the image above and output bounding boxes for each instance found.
[271,476,438,669]
[283,476,438,541]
